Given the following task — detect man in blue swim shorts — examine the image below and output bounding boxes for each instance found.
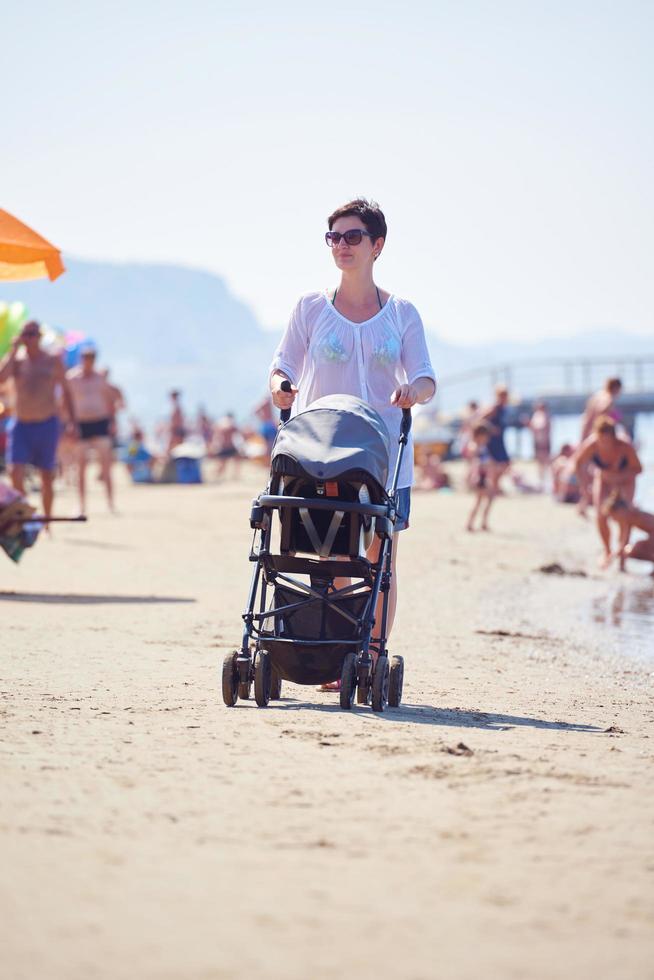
[0,321,77,521]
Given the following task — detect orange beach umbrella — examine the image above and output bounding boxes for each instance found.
[0,208,65,282]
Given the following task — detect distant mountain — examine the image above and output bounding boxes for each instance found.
[3,258,651,423]
[1,258,278,424]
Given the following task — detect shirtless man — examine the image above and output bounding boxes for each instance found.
[66,343,116,514]
[0,321,76,520]
[581,377,622,441]
[578,377,623,514]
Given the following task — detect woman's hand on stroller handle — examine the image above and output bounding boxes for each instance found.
[271,373,298,411]
[391,384,419,409]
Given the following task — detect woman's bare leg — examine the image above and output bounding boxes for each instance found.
[480,491,494,530]
[367,532,399,657]
[466,491,483,531]
[77,445,88,516]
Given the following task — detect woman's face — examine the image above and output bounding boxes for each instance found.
[329,215,383,274]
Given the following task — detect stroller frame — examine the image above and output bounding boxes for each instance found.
[222,395,411,712]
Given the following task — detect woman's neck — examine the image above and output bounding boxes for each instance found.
[336,271,378,306]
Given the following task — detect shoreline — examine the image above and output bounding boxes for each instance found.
[2,468,653,979]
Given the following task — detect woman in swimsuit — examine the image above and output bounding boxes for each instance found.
[269,198,436,688]
[602,492,654,572]
[480,384,511,497]
[573,415,642,568]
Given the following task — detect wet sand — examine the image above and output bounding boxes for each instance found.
[1,467,653,980]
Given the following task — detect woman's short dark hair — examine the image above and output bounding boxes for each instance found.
[327,198,387,243]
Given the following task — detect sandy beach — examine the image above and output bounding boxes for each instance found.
[1,466,653,980]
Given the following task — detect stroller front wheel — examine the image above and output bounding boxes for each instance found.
[339,653,357,710]
[371,655,390,713]
[254,650,272,707]
[221,652,239,707]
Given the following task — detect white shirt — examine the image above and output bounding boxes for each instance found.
[269,291,436,489]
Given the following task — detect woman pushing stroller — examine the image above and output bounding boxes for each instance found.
[270,199,436,680]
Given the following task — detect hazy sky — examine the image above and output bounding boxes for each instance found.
[5,0,653,343]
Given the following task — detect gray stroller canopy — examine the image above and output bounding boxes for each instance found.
[272,395,391,495]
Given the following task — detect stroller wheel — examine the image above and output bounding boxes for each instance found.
[371,655,390,713]
[339,653,357,710]
[356,657,372,705]
[388,655,404,708]
[254,650,272,707]
[270,668,283,701]
[221,652,239,707]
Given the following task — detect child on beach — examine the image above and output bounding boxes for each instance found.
[602,491,654,572]
[466,423,494,532]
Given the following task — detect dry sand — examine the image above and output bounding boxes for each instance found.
[1,466,653,980]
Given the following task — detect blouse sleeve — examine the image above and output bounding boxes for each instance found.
[399,301,437,394]
[269,296,309,387]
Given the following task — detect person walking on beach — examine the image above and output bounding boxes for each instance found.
[528,400,551,490]
[581,377,623,441]
[480,384,511,495]
[573,416,642,568]
[465,423,494,532]
[211,412,242,480]
[0,321,77,521]
[578,377,623,514]
[66,343,116,514]
[270,198,436,687]
[168,390,186,455]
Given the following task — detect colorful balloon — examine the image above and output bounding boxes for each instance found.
[0,300,28,356]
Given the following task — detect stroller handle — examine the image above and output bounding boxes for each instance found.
[400,407,412,443]
[279,379,293,425]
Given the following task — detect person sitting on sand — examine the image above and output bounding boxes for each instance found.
[415,452,449,491]
[551,444,579,504]
[602,492,654,573]
[573,416,642,568]
[466,423,494,532]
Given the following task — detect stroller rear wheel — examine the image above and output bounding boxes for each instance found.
[339,652,357,710]
[388,655,404,708]
[371,655,389,713]
[221,652,239,707]
[254,650,272,707]
[270,668,283,700]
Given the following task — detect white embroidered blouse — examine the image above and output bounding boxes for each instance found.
[269,291,436,489]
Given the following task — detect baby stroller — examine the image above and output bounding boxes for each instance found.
[221,388,411,712]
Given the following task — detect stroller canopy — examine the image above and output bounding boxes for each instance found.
[272,395,390,496]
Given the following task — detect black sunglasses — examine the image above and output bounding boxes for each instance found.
[325,229,374,247]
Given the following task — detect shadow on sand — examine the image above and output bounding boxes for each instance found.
[0,591,196,605]
[266,699,603,732]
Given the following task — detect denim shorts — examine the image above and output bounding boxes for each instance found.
[394,486,411,532]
